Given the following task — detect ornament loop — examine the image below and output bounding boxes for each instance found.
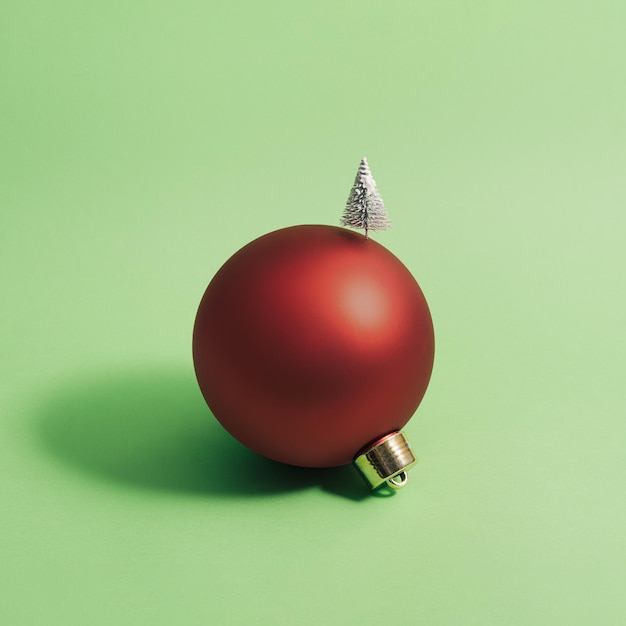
[387,471,408,489]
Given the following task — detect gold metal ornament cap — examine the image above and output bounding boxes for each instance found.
[353,431,418,490]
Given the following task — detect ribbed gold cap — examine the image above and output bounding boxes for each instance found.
[353,431,417,490]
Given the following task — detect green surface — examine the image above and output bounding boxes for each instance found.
[2,1,625,624]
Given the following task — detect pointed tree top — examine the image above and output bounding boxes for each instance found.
[359,157,376,194]
[340,157,391,238]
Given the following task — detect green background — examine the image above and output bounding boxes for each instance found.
[2,1,625,624]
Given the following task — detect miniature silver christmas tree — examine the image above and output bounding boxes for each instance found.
[340,157,391,238]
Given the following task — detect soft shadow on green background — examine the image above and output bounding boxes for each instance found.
[35,367,369,501]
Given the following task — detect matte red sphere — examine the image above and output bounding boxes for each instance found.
[192,225,434,467]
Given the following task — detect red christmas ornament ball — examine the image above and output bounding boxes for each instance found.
[192,225,434,468]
